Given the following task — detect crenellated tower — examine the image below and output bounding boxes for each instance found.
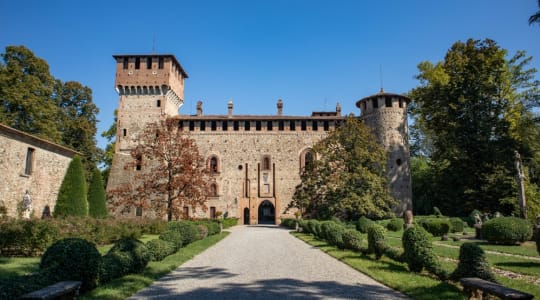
[356,90,412,215]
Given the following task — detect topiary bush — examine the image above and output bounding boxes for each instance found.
[324,222,346,248]
[449,217,465,233]
[146,239,176,261]
[356,216,373,233]
[419,218,451,237]
[386,218,404,232]
[450,243,496,282]
[196,224,209,240]
[222,218,239,229]
[342,229,363,252]
[100,238,150,283]
[367,224,387,259]
[402,226,447,280]
[205,222,220,235]
[54,155,88,218]
[159,230,184,250]
[40,238,101,292]
[482,217,533,245]
[87,168,108,218]
[281,218,297,229]
[168,222,199,245]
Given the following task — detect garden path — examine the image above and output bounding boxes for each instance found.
[129,225,409,299]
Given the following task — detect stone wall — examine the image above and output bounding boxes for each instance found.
[0,124,77,218]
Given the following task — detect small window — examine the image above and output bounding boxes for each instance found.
[178,121,184,131]
[183,206,189,218]
[300,149,313,172]
[290,121,296,130]
[324,121,329,131]
[209,156,219,173]
[210,183,218,197]
[135,155,142,171]
[399,98,404,108]
[385,97,392,108]
[146,57,152,69]
[301,120,307,131]
[200,121,206,131]
[244,121,250,131]
[222,121,228,131]
[256,121,261,131]
[233,121,239,131]
[278,121,284,131]
[123,128,127,137]
[158,57,164,69]
[372,98,378,109]
[267,121,273,131]
[211,121,217,131]
[189,121,195,131]
[25,148,35,175]
[210,206,216,219]
[122,57,128,69]
[135,57,140,69]
[156,99,161,107]
[262,156,271,170]
[136,206,143,217]
[312,121,318,131]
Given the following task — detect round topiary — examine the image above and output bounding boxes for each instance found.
[342,229,363,252]
[482,217,533,245]
[107,238,150,274]
[402,226,447,279]
[420,218,451,237]
[356,216,373,233]
[386,218,404,232]
[196,224,209,240]
[449,218,465,233]
[146,239,176,261]
[168,222,199,245]
[324,222,346,248]
[40,238,101,292]
[451,243,496,282]
[367,224,387,259]
[159,230,184,250]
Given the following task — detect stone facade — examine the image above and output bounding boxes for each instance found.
[0,124,79,218]
[107,54,412,224]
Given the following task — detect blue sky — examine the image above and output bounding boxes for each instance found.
[1,0,539,150]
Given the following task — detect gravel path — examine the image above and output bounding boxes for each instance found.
[129,225,409,300]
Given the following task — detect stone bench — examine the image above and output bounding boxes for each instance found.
[21,281,82,300]
[460,277,534,300]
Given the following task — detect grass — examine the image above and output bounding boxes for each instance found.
[79,232,229,300]
[292,232,465,300]
[0,256,40,280]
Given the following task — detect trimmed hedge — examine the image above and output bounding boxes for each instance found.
[482,217,533,245]
[418,218,451,237]
[196,224,209,240]
[87,168,108,218]
[40,238,101,292]
[159,230,184,250]
[402,226,447,280]
[342,229,363,252]
[146,239,176,261]
[54,155,88,218]
[323,222,346,249]
[367,224,387,259]
[221,218,239,229]
[449,218,465,233]
[168,222,199,245]
[356,216,373,233]
[99,238,150,283]
[451,243,496,282]
[281,218,297,229]
[386,218,403,232]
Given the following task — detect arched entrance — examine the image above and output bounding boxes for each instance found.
[258,200,275,224]
[243,208,250,225]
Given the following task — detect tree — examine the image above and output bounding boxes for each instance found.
[109,119,209,221]
[409,39,540,216]
[88,168,108,218]
[54,155,88,218]
[290,117,396,220]
[529,0,540,26]
[100,109,117,188]
[0,45,61,141]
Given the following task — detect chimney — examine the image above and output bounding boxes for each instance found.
[336,102,342,117]
[228,100,233,117]
[196,101,203,116]
[277,99,283,116]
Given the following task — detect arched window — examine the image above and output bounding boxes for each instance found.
[208,155,219,173]
[262,155,271,170]
[300,148,313,172]
[209,183,219,197]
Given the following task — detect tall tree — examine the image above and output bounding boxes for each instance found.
[88,168,108,218]
[409,39,540,216]
[54,155,88,218]
[100,109,117,188]
[56,80,100,180]
[290,117,395,220]
[0,45,61,141]
[109,118,209,221]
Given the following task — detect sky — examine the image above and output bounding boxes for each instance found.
[1,0,539,150]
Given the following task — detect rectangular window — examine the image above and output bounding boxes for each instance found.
[183,206,189,218]
[256,121,261,131]
[373,98,379,109]
[189,121,195,131]
[136,206,143,217]
[278,121,284,131]
[301,120,307,131]
[25,148,35,175]
[136,156,142,171]
[324,121,329,131]
[234,121,239,131]
[312,121,318,131]
[123,57,128,69]
[210,206,216,219]
[135,57,140,69]
[385,97,392,108]
[178,121,184,131]
[399,98,404,108]
[156,99,161,107]
[200,121,206,131]
[244,121,250,131]
[290,120,296,130]
[123,128,127,137]
[158,57,164,69]
[146,57,152,69]
[211,121,217,131]
[267,121,273,131]
[222,121,228,131]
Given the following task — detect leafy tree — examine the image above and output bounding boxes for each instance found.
[88,168,108,218]
[54,155,88,217]
[409,39,540,216]
[109,118,209,221]
[530,0,540,26]
[100,109,117,188]
[0,45,61,141]
[410,156,436,215]
[290,117,396,220]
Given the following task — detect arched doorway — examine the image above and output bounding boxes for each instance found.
[258,200,275,224]
[243,208,250,225]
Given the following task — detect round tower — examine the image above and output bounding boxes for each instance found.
[356,90,412,215]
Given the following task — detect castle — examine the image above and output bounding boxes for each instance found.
[106,54,412,224]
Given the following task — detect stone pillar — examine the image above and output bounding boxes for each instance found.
[277,99,283,116]
[228,100,233,118]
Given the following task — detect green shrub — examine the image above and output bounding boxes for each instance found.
[54,155,88,218]
[402,226,447,280]
[40,238,101,292]
[419,218,451,237]
[383,246,404,262]
[196,224,209,240]
[356,216,373,233]
[204,222,220,235]
[146,239,176,261]
[367,224,387,259]
[298,219,309,232]
[159,230,184,250]
[307,220,321,237]
[386,218,403,232]
[0,219,59,256]
[100,238,150,283]
[467,209,481,227]
[342,229,363,251]
[168,222,199,245]
[0,272,53,299]
[281,218,297,229]
[222,218,238,228]
[87,168,108,218]
[482,217,533,245]
[449,217,465,233]
[323,222,346,248]
[451,243,496,282]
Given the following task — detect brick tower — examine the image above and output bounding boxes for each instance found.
[356,90,412,215]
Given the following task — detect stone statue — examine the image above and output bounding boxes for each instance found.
[22,190,32,219]
[403,210,414,229]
